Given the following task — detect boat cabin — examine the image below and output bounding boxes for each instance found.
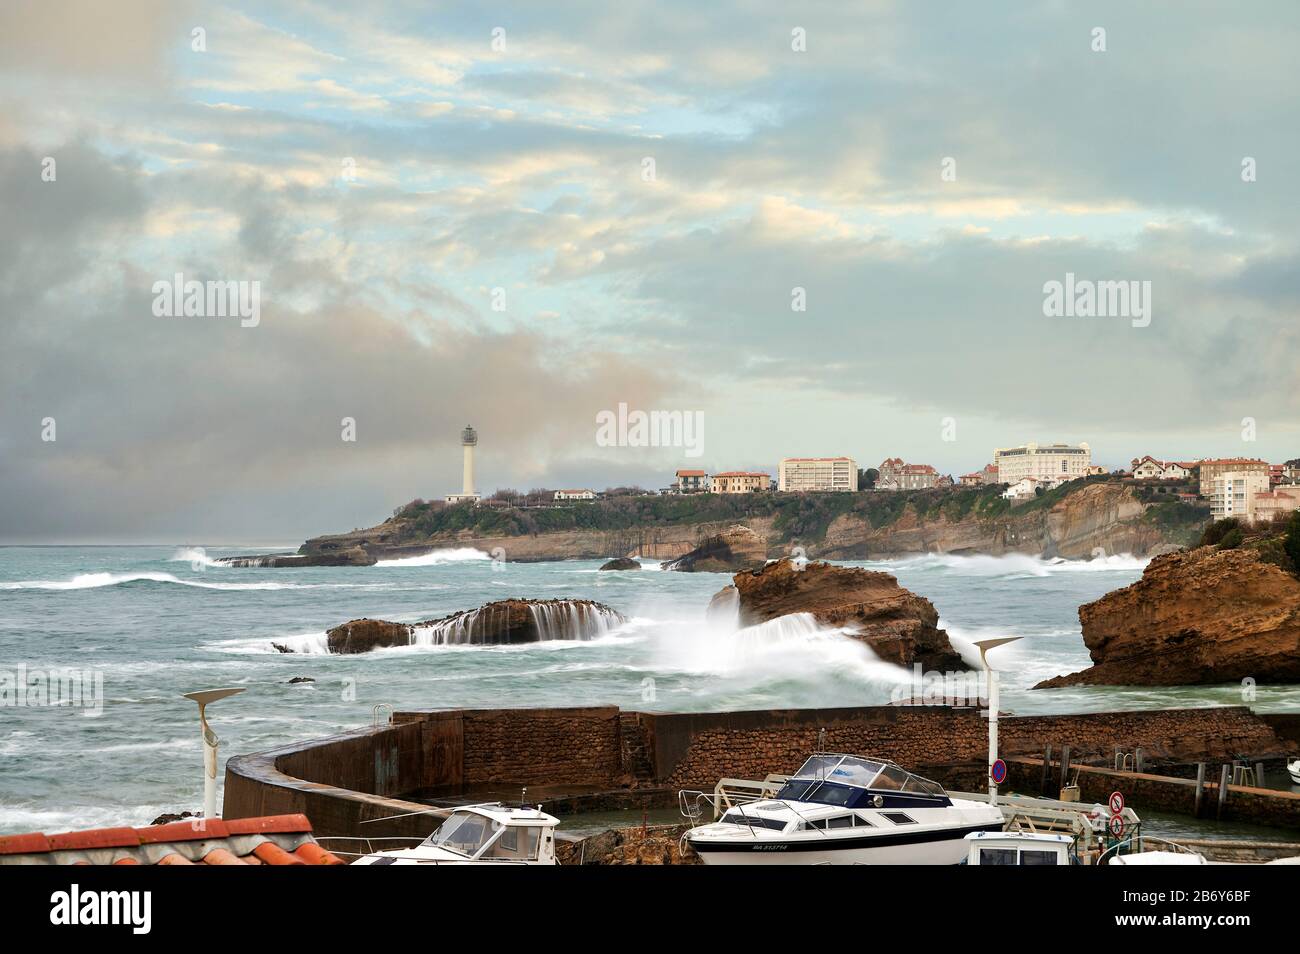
[964,831,1075,866]
[773,754,951,810]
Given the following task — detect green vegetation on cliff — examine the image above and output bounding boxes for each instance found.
[385,480,1140,546]
[1198,512,1300,574]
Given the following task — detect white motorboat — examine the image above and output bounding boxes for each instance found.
[1287,759,1300,785]
[349,803,560,865]
[682,753,1005,865]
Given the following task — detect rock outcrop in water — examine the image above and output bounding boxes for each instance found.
[1035,547,1300,688]
[662,525,768,573]
[219,547,376,568]
[709,558,968,670]
[599,557,641,571]
[275,598,629,654]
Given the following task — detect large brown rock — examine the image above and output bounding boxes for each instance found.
[662,525,768,572]
[710,558,968,670]
[1035,547,1300,688]
[326,618,413,654]
[308,598,628,654]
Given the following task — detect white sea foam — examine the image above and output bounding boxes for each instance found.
[865,552,1148,578]
[376,548,491,567]
[169,547,222,568]
[0,573,378,592]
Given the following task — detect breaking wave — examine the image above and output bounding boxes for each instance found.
[0,573,352,592]
[864,552,1148,579]
[410,601,626,647]
[376,548,492,567]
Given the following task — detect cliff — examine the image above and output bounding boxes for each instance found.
[268,480,1204,566]
[709,558,968,670]
[1035,546,1300,688]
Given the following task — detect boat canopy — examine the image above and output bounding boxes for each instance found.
[785,754,946,798]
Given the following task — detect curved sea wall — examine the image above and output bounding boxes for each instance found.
[223,704,1290,839]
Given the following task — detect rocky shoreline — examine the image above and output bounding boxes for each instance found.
[233,482,1201,568]
[1036,544,1300,688]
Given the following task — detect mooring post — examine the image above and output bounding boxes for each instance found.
[1059,745,1072,795]
[1217,763,1231,820]
[1194,762,1206,817]
[1135,747,1144,774]
[1041,745,1052,796]
[1255,763,1265,788]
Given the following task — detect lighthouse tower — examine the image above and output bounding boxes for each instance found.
[446,425,481,504]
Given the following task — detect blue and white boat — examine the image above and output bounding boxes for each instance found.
[682,753,1005,865]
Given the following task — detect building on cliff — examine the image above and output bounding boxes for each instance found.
[710,471,770,493]
[1209,471,1271,522]
[674,469,709,494]
[877,458,940,491]
[1197,457,1268,496]
[778,457,858,492]
[553,489,597,501]
[994,442,1091,483]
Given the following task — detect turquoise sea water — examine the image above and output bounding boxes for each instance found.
[2,545,1297,834]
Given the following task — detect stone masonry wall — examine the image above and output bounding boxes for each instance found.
[460,706,622,787]
[660,706,1284,789]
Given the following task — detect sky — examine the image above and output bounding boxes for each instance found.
[1,0,1297,543]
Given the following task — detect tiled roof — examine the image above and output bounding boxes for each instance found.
[675,469,706,476]
[712,471,768,478]
[0,814,345,866]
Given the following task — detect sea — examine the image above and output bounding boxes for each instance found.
[2,544,1298,835]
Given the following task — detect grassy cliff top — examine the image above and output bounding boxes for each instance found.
[371,476,1207,547]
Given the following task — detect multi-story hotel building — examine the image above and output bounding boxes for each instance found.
[778,457,858,492]
[674,469,709,494]
[994,442,1091,483]
[1197,458,1269,497]
[1209,471,1271,521]
[710,471,769,494]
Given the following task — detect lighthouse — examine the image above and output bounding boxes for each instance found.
[446,425,481,504]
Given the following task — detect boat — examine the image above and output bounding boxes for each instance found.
[681,753,1005,865]
[347,803,560,865]
[1287,759,1300,785]
[963,831,1078,865]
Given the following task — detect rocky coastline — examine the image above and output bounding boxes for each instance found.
[241,481,1203,568]
[1036,544,1300,688]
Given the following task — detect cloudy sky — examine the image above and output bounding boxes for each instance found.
[1,0,1297,543]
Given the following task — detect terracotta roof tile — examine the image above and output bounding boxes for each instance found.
[0,814,338,867]
[0,832,53,856]
[226,814,313,836]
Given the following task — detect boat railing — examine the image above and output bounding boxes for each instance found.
[315,835,427,860]
[679,774,791,824]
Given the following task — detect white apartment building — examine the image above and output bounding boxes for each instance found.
[778,457,858,492]
[553,489,597,501]
[994,442,1091,483]
[1209,471,1271,521]
[1001,477,1040,501]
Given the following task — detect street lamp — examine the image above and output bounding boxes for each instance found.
[182,687,245,820]
[971,637,1021,803]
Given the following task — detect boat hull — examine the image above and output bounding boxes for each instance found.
[690,822,1004,865]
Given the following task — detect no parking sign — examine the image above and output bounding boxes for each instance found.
[990,759,1007,784]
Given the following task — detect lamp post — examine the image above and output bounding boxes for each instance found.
[971,637,1021,803]
[182,688,245,819]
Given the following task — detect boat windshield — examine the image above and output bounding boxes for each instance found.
[426,811,504,857]
[787,755,945,797]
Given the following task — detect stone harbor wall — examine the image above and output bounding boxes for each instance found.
[225,703,1289,839]
[649,705,1285,789]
